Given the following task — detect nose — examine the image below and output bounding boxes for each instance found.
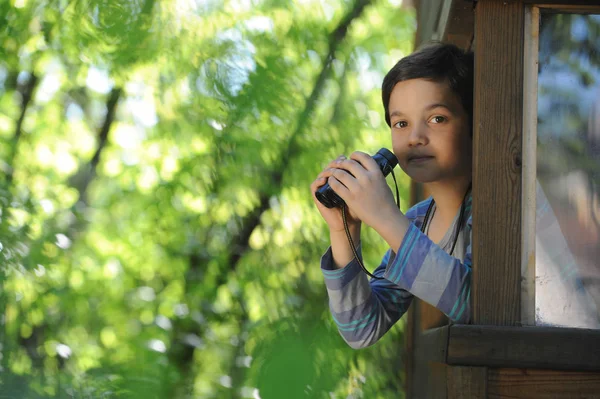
[407,123,428,147]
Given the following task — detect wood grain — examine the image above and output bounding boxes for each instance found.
[407,303,451,398]
[443,0,475,50]
[487,369,600,398]
[500,0,600,7]
[447,325,600,371]
[448,366,487,399]
[472,0,524,326]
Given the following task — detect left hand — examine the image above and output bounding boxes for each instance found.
[327,151,401,232]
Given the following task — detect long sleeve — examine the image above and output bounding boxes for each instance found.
[320,199,473,349]
[321,248,413,349]
[383,216,472,324]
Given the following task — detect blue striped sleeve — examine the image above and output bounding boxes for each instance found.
[321,247,413,349]
[383,216,472,324]
[319,198,468,349]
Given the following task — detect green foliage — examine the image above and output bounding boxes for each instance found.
[0,0,415,397]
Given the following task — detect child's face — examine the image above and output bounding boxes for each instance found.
[388,78,472,184]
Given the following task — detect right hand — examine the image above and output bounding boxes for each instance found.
[310,155,361,232]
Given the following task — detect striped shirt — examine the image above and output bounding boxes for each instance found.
[320,195,472,349]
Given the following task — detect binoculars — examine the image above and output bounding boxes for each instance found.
[315,148,398,208]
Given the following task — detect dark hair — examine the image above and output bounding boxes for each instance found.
[382,42,474,133]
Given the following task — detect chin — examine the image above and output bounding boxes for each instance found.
[404,169,439,184]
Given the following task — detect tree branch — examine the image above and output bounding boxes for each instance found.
[13,87,122,370]
[6,72,38,184]
[217,0,372,287]
[71,87,122,205]
[169,0,373,385]
[0,71,38,375]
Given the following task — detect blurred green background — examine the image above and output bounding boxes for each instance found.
[0,0,415,397]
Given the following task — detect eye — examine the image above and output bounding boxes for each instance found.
[393,120,408,129]
[430,115,447,124]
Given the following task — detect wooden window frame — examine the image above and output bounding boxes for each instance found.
[408,0,600,397]
[522,2,600,328]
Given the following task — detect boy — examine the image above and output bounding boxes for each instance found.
[310,43,473,349]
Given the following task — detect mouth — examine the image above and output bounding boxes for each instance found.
[407,155,434,164]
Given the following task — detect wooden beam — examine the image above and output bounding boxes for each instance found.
[497,0,600,6]
[520,5,538,327]
[447,325,600,371]
[487,368,600,398]
[535,5,600,13]
[430,363,450,399]
[472,0,524,326]
[407,308,451,398]
[415,0,475,49]
[443,0,475,50]
[416,324,600,371]
[407,324,600,371]
[447,366,487,399]
[404,302,417,399]
[420,325,449,364]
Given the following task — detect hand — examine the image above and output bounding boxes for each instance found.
[326,151,400,232]
[310,155,361,232]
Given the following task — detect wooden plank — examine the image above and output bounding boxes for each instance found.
[407,306,450,398]
[404,300,417,399]
[416,0,475,49]
[429,362,449,399]
[447,325,600,371]
[487,368,600,398]
[420,300,448,331]
[406,188,449,397]
[520,5,539,327]
[499,0,600,6]
[537,5,600,13]
[472,0,524,325]
[443,0,475,50]
[412,354,449,398]
[419,326,449,364]
[447,366,487,399]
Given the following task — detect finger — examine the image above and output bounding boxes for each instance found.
[334,158,367,179]
[315,169,336,182]
[327,155,346,169]
[319,167,337,177]
[350,151,379,172]
[331,168,358,191]
[328,176,350,199]
[310,176,328,193]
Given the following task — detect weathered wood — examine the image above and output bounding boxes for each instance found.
[534,4,600,13]
[443,0,475,50]
[405,301,417,399]
[420,326,449,364]
[415,0,475,49]
[430,363,450,399]
[447,325,600,371]
[472,0,524,326]
[487,369,600,398]
[499,0,600,6]
[520,5,538,327]
[420,300,448,331]
[407,302,450,398]
[447,366,487,399]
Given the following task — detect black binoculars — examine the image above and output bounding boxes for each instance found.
[315,148,398,209]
